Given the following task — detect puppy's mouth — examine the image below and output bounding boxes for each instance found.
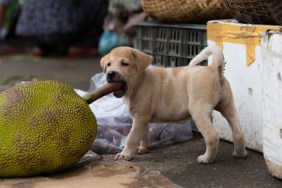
[112,81,127,98]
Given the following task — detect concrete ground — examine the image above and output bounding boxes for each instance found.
[0,54,282,187]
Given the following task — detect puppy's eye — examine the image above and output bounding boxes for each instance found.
[121,61,129,66]
[107,63,111,67]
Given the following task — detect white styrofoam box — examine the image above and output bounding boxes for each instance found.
[210,41,263,152]
[261,31,282,179]
[206,20,282,152]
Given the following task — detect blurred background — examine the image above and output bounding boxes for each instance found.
[0,0,147,92]
[0,0,146,57]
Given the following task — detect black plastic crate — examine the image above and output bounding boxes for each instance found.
[135,21,207,67]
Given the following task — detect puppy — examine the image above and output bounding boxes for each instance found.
[100,45,247,163]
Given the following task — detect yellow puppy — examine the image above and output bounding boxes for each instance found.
[100,45,247,163]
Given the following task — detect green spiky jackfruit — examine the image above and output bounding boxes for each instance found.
[0,80,97,177]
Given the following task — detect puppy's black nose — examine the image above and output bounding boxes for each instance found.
[107,71,117,80]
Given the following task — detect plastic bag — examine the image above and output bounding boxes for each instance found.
[76,73,193,155]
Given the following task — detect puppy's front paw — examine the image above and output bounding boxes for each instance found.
[115,152,133,161]
[197,155,214,164]
[137,146,149,154]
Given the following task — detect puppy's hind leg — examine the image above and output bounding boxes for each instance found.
[190,104,219,163]
[218,101,247,158]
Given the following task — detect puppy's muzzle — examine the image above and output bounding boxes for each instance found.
[107,71,117,82]
[106,71,128,98]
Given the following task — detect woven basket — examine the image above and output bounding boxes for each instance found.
[141,0,231,23]
[224,0,282,25]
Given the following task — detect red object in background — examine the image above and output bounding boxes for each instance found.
[68,47,99,58]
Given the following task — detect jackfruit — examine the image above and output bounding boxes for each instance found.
[0,80,122,177]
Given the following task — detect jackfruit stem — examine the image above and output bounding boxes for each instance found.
[83,82,122,104]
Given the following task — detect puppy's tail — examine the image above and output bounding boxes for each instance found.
[189,45,225,71]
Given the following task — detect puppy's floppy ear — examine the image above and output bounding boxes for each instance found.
[100,54,110,73]
[132,49,153,71]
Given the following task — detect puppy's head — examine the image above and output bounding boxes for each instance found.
[100,47,153,98]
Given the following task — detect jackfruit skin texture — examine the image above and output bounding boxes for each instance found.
[0,80,97,177]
